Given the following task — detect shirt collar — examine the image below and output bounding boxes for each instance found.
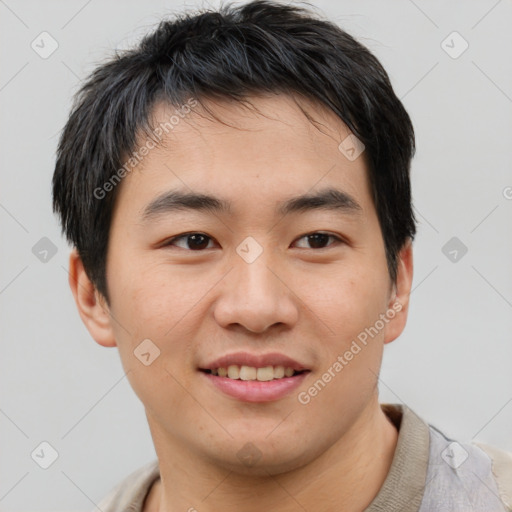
[364,403,430,512]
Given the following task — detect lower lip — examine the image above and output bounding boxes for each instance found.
[201,371,309,402]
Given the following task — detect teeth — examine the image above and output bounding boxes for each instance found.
[274,365,285,378]
[256,366,274,381]
[227,365,240,379]
[239,366,257,381]
[211,365,298,381]
[284,367,294,377]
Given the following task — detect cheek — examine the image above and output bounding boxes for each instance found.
[106,266,201,425]
[109,257,204,335]
[302,263,390,396]
[316,266,389,337]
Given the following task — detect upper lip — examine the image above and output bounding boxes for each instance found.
[200,352,309,371]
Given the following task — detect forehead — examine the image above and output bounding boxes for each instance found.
[116,93,373,218]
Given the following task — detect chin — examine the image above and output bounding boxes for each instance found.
[202,434,318,477]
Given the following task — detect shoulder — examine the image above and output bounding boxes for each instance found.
[423,418,512,512]
[383,404,511,512]
[473,441,512,512]
[92,459,160,512]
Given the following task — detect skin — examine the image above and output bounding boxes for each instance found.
[69,93,413,512]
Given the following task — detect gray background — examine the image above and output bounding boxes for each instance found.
[1,0,511,510]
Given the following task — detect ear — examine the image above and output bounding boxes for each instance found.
[383,240,413,345]
[68,249,117,348]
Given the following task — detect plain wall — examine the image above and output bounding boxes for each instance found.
[1,0,511,510]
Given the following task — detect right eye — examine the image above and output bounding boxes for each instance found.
[162,232,216,251]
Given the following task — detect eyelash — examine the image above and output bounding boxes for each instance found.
[161,231,344,251]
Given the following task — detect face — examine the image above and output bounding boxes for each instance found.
[84,93,411,474]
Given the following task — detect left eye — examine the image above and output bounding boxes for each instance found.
[293,232,342,249]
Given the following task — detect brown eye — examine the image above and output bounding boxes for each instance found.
[294,232,341,249]
[165,233,214,250]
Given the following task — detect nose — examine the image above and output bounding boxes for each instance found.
[213,252,299,334]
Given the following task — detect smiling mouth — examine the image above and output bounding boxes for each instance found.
[200,365,309,381]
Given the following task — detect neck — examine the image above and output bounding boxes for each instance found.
[145,399,398,512]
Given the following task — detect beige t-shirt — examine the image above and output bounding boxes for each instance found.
[92,404,512,512]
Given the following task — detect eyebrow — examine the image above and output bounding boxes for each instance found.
[277,187,362,217]
[141,187,362,222]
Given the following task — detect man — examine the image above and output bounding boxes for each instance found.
[52,1,512,511]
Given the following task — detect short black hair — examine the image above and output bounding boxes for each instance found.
[53,0,416,301]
